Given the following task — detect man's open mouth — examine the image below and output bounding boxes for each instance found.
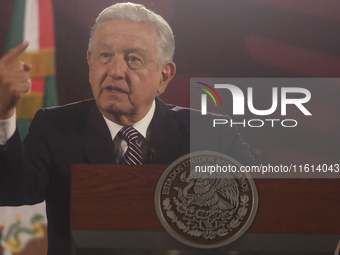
[105,86,126,93]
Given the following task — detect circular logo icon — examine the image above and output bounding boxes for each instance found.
[155,151,258,248]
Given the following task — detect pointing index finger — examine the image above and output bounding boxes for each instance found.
[0,41,29,64]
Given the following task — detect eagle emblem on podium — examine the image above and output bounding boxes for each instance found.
[155,151,258,248]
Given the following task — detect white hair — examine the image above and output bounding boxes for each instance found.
[88,2,175,64]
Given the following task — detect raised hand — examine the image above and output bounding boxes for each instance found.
[0,41,32,119]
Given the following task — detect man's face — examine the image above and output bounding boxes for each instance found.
[87,20,175,125]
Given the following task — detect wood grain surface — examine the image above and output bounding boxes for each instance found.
[70,164,340,234]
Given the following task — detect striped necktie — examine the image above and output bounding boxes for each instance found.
[119,126,142,165]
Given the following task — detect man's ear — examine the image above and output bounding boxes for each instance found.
[87,50,92,82]
[157,62,176,95]
[87,50,92,67]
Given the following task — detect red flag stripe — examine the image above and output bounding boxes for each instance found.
[39,0,55,48]
[30,78,45,93]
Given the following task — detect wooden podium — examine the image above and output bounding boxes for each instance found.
[70,164,340,255]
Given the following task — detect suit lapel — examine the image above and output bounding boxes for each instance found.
[80,103,116,164]
[148,98,189,164]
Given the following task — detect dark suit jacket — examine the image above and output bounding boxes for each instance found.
[0,97,255,255]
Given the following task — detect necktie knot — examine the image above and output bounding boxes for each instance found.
[119,126,139,144]
[119,126,142,165]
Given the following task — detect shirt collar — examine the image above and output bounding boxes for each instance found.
[103,100,156,140]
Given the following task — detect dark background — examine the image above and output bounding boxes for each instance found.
[1,0,340,167]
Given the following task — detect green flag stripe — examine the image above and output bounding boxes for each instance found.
[44,76,59,107]
[4,0,26,53]
[17,119,31,140]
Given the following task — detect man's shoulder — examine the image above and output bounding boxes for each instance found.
[43,99,96,114]
[40,99,95,119]
[31,99,97,131]
[163,101,231,125]
[166,103,192,118]
[156,100,196,130]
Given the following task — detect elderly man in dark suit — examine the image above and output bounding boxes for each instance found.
[0,2,256,254]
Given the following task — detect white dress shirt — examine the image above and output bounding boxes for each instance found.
[0,110,17,145]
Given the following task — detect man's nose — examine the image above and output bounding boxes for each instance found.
[108,55,126,80]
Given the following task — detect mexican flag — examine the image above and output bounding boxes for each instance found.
[4,0,58,138]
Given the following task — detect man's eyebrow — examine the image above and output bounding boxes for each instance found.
[126,48,145,54]
[98,45,145,54]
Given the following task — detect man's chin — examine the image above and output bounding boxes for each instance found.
[99,103,133,118]
[97,100,127,113]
